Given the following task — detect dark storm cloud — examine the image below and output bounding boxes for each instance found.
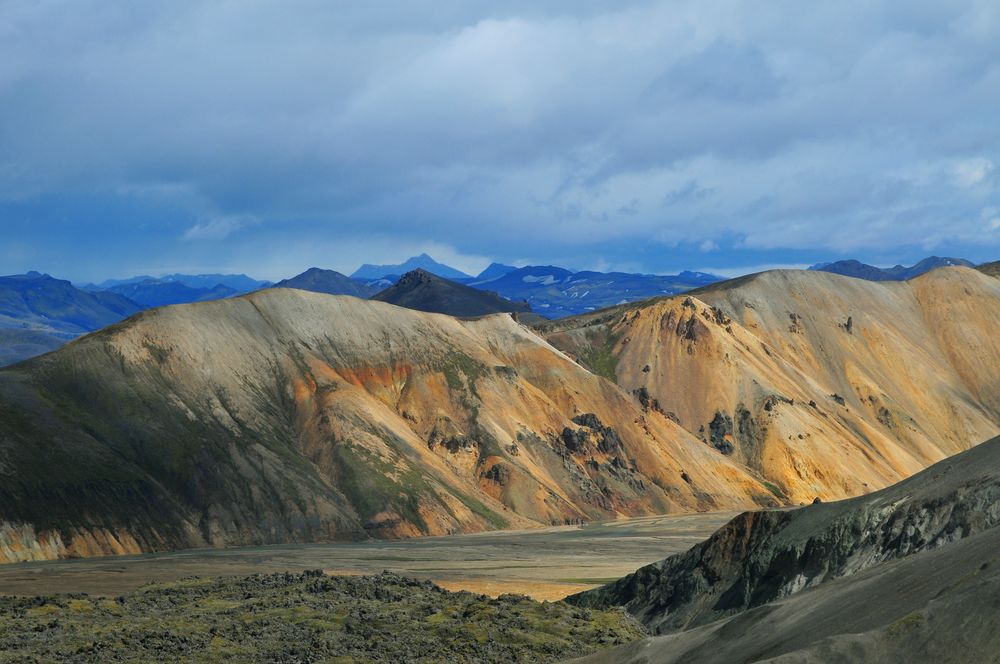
[0,0,998,280]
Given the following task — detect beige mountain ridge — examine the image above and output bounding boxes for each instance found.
[0,266,997,563]
[544,266,1000,503]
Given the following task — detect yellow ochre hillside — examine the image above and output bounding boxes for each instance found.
[544,266,1000,504]
[1,266,998,564]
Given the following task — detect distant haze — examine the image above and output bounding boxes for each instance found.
[1,1,999,281]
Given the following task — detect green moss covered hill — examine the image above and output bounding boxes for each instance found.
[0,571,643,663]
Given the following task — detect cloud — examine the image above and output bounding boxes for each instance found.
[699,263,812,278]
[1,0,999,280]
[953,158,994,188]
[183,215,256,241]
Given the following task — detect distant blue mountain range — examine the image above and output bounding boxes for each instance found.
[83,273,272,308]
[474,262,519,281]
[808,256,974,281]
[0,272,143,366]
[89,273,270,292]
[6,253,987,367]
[467,265,721,317]
[351,253,472,281]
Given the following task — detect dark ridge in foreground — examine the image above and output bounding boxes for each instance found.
[0,571,642,663]
[574,526,1000,664]
[569,435,1000,634]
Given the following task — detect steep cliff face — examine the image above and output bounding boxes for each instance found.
[544,267,1000,504]
[568,435,1000,634]
[0,289,772,563]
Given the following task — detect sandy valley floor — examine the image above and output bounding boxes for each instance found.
[0,512,734,600]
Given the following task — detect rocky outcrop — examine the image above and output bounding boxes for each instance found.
[577,521,1000,664]
[0,522,147,563]
[372,269,530,317]
[568,435,1000,634]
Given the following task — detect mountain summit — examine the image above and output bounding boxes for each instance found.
[273,267,378,298]
[371,269,530,317]
[351,253,472,280]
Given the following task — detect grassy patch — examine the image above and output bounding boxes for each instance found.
[577,327,621,383]
[453,490,509,530]
[331,442,430,532]
[439,352,488,398]
[558,578,621,586]
[761,481,787,500]
[887,611,923,637]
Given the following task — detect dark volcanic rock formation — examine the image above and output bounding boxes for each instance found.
[568,435,1000,635]
[372,269,530,317]
[272,267,378,297]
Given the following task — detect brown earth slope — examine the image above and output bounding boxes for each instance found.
[0,289,771,563]
[542,267,1000,504]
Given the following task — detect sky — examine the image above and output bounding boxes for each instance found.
[1,0,999,282]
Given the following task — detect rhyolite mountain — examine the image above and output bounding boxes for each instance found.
[570,435,1000,663]
[272,267,379,298]
[809,256,974,281]
[473,266,721,317]
[1,266,998,565]
[106,280,238,308]
[371,269,531,317]
[351,253,472,281]
[541,266,1000,503]
[0,288,777,563]
[0,272,143,366]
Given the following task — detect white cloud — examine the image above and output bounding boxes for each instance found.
[183,215,256,241]
[952,158,994,188]
[699,263,812,278]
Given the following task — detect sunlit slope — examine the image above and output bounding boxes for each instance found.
[545,267,1000,503]
[0,289,772,563]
